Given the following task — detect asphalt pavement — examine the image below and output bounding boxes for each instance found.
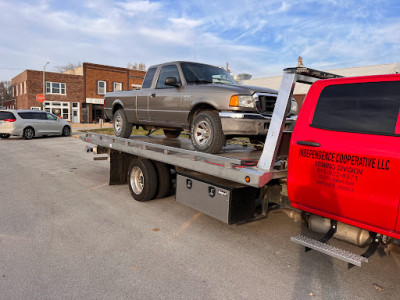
[0,136,399,299]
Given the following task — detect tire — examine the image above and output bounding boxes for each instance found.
[128,158,158,201]
[0,134,10,139]
[23,127,35,140]
[190,110,225,153]
[113,109,133,138]
[62,126,71,137]
[153,161,172,199]
[163,129,181,138]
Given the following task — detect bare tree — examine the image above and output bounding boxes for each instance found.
[127,62,146,71]
[55,62,82,73]
[0,81,12,107]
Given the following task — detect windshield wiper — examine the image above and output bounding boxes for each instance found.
[187,80,213,84]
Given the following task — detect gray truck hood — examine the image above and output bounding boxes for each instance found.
[192,83,278,95]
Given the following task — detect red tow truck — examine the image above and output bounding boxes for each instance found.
[82,67,400,267]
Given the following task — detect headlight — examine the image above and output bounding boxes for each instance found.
[290,98,298,115]
[229,95,255,108]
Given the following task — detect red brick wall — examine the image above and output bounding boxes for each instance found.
[10,71,28,109]
[11,70,84,110]
[84,63,145,98]
[10,63,146,123]
[129,69,146,88]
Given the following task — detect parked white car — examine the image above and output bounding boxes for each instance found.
[0,109,71,140]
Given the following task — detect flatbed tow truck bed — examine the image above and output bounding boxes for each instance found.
[81,133,289,188]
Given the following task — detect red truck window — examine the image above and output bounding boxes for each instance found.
[311,81,400,136]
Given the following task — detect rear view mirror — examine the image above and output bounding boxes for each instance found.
[165,77,181,87]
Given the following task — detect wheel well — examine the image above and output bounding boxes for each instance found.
[188,103,218,125]
[24,126,35,133]
[112,104,123,116]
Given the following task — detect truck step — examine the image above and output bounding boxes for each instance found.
[291,235,368,267]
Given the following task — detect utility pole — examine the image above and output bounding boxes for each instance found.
[43,61,50,110]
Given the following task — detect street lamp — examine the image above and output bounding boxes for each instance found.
[43,61,50,110]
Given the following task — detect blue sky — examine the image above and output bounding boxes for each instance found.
[1,0,400,81]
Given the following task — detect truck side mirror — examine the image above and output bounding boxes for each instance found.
[165,77,181,87]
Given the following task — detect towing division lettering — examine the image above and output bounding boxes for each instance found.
[298,147,391,193]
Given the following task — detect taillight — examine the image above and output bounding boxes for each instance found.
[5,119,16,122]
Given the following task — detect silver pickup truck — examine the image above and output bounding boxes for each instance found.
[104,61,297,153]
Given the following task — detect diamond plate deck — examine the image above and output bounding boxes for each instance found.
[291,235,368,267]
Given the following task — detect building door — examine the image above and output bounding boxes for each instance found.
[92,104,104,122]
[82,103,89,123]
[72,102,80,123]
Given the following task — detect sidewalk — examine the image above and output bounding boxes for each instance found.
[71,122,113,138]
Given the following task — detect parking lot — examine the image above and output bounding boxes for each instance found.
[0,136,399,299]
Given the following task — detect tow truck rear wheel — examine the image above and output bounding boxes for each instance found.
[191,110,225,153]
[128,158,158,201]
[153,161,172,199]
[113,109,133,138]
[163,129,181,138]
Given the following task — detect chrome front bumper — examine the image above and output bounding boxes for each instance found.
[219,111,296,135]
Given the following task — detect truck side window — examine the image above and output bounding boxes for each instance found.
[156,65,181,89]
[311,81,400,136]
[142,67,157,89]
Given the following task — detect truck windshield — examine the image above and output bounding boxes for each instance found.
[181,62,237,85]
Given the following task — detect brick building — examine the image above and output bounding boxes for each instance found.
[9,62,145,123]
[10,70,84,122]
[82,63,145,122]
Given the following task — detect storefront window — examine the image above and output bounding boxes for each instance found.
[43,101,70,121]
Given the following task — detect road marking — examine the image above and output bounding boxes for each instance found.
[168,212,202,241]
[89,183,108,190]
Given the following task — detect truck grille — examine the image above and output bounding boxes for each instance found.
[254,93,277,115]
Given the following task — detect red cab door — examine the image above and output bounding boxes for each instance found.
[288,75,400,238]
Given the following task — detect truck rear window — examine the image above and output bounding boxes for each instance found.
[311,81,400,136]
[0,111,16,120]
[142,67,156,89]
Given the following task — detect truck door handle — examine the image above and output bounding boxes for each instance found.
[297,140,321,147]
[151,93,156,98]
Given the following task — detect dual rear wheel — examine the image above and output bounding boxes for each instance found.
[128,158,172,202]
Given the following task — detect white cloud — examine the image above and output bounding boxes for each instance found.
[169,17,204,29]
[117,0,161,16]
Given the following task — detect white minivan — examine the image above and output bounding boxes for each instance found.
[0,109,71,139]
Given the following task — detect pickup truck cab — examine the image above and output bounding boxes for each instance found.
[104,61,297,153]
[288,74,400,240]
